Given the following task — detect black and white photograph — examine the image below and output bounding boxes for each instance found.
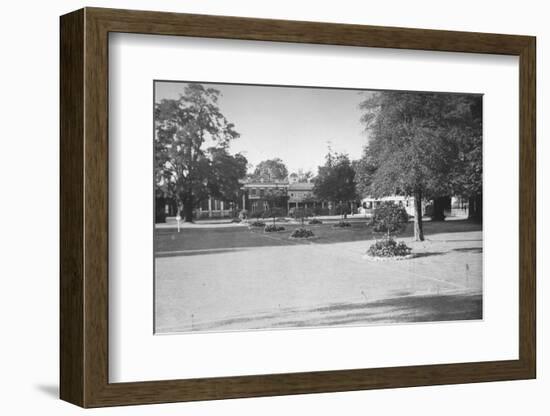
[154,81,483,334]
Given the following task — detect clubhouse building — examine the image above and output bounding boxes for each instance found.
[241,173,329,216]
[156,172,330,222]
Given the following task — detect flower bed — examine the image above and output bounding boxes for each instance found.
[366,238,412,259]
[289,228,315,239]
[308,218,323,225]
[332,221,352,228]
[249,220,266,227]
[264,224,285,232]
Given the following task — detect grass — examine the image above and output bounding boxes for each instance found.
[155,219,482,253]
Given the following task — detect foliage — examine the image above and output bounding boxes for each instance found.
[292,207,313,218]
[313,207,330,216]
[292,207,313,225]
[296,170,314,183]
[366,238,412,258]
[332,221,352,228]
[352,156,377,199]
[290,228,315,238]
[155,83,247,222]
[358,91,482,239]
[313,150,357,205]
[308,218,323,225]
[266,207,285,225]
[251,158,289,181]
[335,202,352,218]
[249,220,266,227]
[208,148,249,202]
[264,224,285,232]
[263,189,289,214]
[251,210,266,219]
[370,202,409,234]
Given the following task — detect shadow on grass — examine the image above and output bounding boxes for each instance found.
[155,248,249,258]
[411,252,446,258]
[274,293,482,328]
[173,293,483,333]
[453,247,483,253]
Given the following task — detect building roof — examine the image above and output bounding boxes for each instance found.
[288,182,314,191]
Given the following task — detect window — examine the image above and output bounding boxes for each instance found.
[259,189,265,197]
[250,188,256,196]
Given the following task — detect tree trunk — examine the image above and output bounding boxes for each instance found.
[183,195,194,222]
[413,190,424,241]
[155,196,167,223]
[468,193,483,223]
[431,196,451,221]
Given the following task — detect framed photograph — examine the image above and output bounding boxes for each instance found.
[60,7,536,407]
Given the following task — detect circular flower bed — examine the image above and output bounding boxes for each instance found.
[366,238,412,260]
[308,218,323,225]
[249,220,266,227]
[332,221,352,228]
[264,224,285,232]
[290,228,315,239]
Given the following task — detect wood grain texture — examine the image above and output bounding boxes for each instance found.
[59,8,84,407]
[518,38,536,375]
[59,7,537,408]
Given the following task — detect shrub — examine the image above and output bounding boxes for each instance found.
[333,221,351,228]
[290,228,315,238]
[335,203,351,218]
[366,238,412,258]
[266,207,285,225]
[292,207,314,224]
[239,209,249,220]
[308,218,323,225]
[264,224,285,232]
[313,207,330,216]
[251,210,266,219]
[370,202,409,235]
[249,220,266,227]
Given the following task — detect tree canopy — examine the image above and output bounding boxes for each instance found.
[313,150,357,204]
[358,91,482,239]
[154,83,247,221]
[251,158,289,182]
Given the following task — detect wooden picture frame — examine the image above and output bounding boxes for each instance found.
[60,7,536,408]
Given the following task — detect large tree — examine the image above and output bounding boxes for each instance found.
[359,91,482,240]
[313,150,357,212]
[448,98,483,221]
[251,158,289,182]
[353,151,377,199]
[155,83,246,222]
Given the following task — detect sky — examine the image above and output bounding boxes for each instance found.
[155,81,371,175]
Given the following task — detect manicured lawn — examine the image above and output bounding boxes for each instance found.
[155,219,482,253]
